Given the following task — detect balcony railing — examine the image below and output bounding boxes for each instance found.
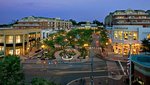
[114,13,149,15]
[115,17,150,20]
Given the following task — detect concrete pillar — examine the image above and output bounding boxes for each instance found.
[27,34,29,53]
[13,35,16,55]
[3,34,6,56]
[122,31,124,56]
[35,32,37,48]
[22,34,25,55]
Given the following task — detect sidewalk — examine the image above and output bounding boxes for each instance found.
[67,75,127,85]
[105,54,128,62]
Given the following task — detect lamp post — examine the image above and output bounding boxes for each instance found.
[128,34,132,85]
[129,43,132,85]
[90,47,94,85]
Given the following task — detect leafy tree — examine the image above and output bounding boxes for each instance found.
[69,19,77,25]
[77,21,87,26]
[31,78,58,85]
[92,20,103,26]
[0,55,24,85]
[44,39,54,48]
[141,38,150,53]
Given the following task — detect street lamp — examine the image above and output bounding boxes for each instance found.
[90,47,94,85]
[86,44,94,85]
[129,43,132,85]
[128,34,132,85]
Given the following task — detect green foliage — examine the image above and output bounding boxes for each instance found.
[0,55,24,85]
[77,21,87,25]
[99,29,108,46]
[141,38,150,53]
[69,19,77,25]
[92,20,103,26]
[31,78,58,85]
[79,47,88,59]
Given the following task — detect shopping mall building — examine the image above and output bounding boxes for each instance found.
[0,28,41,56]
[13,16,72,30]
[105,9,150,55]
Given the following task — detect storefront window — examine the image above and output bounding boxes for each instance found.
[16,35,21,43]
[133,32,138,40]
[0,35,4,43]
[9,49,13,55]
[7,36,13,43]
[114,31,123,40]
[0,46,4,51]
[147,34,150,39]
[16,49,20,55]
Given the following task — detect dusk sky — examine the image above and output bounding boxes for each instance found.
[0,0,150,24]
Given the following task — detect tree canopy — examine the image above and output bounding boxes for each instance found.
[0,55,24,85]
[31,78,58,85]
[141,38,150,53]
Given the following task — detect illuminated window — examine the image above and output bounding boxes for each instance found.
[0,46,4,51]
[118,31,123,40]
[0,35,3,43]
[9,49,13,55]
[16,49,20,55]
[147,34,150,39]
[124,32,128,40]
[133,32,138,40]
[114,31,118,39]
[16,36,21,43]
[8,36,13,43]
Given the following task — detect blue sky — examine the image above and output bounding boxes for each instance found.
[0,0,150,24]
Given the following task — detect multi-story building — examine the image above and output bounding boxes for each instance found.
[105,9,150,55]
[131,55,150,85]
[78,22,98,29]
[0,28,41,56]
[105,9,150,27]
[13,16,72,30]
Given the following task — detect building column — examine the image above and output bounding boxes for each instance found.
[27,34,29,53]
[22,34,25,55]
[35,32,37,48]
[122,31,124,56]
[3,34,6,56]
[54,21,57,29]
[13,35,16,55]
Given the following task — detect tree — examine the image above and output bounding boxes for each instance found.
[0,55,24,85]
[92,20,103,26]
[77,21,87,26]
[31,78,58,85]
[141,38,150,54]
[69,19,77,26]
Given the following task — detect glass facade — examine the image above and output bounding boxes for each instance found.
[6,36,13,44]
[114,31,138,40]
[113,43,140,55]
[147,34,150,39]
[16,48,21,55]
[0,46,4,51]
[9,49,13,55]
[16,35,21,43]
[0,35,4,43]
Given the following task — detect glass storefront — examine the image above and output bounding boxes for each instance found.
[114,31,138,40]
[16,35,21,43]
[16,49,21,55]
[147,34,150,39]
[0,35,4,43]
[113,43,140,55]
[9,49,13,55]
[6,36,13,44]
[0,46,4,51]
